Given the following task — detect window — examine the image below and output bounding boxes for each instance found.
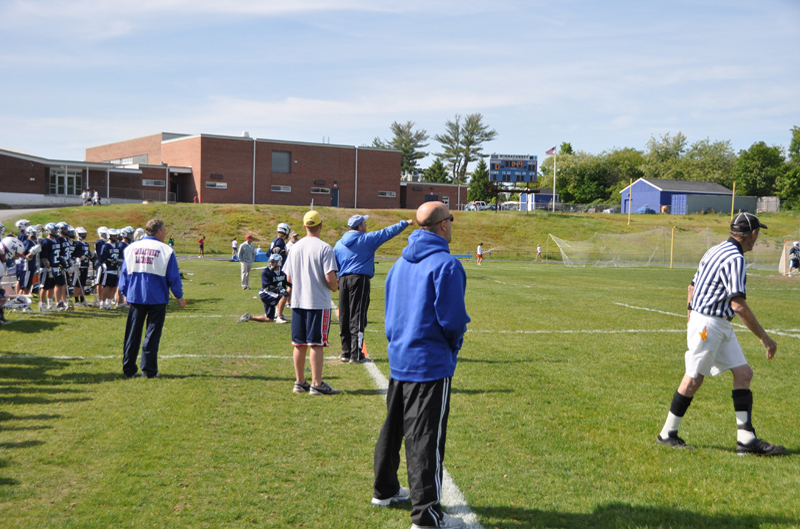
[143,179,166,187]
[272,151,291,173]
[205,181,227,189]
[442,196,450,207]
[210,173,224,179]
[311,187,330,194]
[378,191,397,198]
[272,185,291,192]
[49,168,82,196]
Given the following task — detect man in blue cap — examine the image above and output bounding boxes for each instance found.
[334,213,413,363]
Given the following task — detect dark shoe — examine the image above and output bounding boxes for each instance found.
[293,380,311,393]
[656,431,695,450]
[309,381,340,396]
[737,438,786,456]
[349,354,374,364]
[340,353,351,363]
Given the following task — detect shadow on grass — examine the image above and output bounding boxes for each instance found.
[470,502,800,528]
[153,373,295,382]
[0,477,21,486]
[0,412,62,422]
[451,388,513,395]
[0,319,67,333]
[0,440,45,449]
[457,357,542,365]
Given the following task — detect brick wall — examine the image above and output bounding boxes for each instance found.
[85,133,163,164]
[402,183,468,210]
[162,137,201,202]
[0,153,48,194]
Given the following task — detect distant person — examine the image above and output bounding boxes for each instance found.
[286,232,298,254]
[80,189,89,206]
[657,213,784,456]
[231,238,238,259]
[789,241,799,276]
[535,244,542,262]
[119,218,186,378]
[92,190,100,205]
[198,235,205,258]
[167,236,174,249]
[372,201,470,529]
[193,196,198,204]
[238,234,256,290]
[476,242,483,265]
[281,210,339,395]
[334,214,412,363]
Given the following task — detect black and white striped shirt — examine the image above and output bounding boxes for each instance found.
[690,238,746,319]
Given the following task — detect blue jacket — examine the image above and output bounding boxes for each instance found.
[385,229,470,383]
[334,220,409,278]
[119,236,183,305]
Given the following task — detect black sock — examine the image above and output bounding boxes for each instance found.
[670,391,693,417]
[732,389,754,431]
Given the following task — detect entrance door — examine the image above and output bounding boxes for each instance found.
[331,188,339,207]
[170,181,179,203]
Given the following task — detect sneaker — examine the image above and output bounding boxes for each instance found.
[350,354,374,364]
[656,431,695,450]
[309,381,340,396]
[411,513,464,529]
[293,380,311,393]
[737,438,786,456]
[340,353,351,363]
[275,316,288,324]
[238,312,251,323]
[371,486,410,506]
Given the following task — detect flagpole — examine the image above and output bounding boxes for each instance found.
[552,147,557,213]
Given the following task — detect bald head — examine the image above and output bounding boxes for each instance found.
[416,201,453,243]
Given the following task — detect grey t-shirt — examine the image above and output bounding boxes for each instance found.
[282,236,338,310]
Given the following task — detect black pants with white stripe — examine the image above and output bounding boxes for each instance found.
[374,377,451,527]
[338,274,370,358]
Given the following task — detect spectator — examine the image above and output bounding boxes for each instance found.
[238,234,256,290]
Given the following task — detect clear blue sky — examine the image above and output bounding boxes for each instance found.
[1,0,798,168]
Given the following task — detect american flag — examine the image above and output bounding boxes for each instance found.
[545,146,556,155]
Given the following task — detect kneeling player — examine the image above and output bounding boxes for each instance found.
[238,254,290,323]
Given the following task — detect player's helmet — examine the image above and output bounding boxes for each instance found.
[15,219,30,231]
[45,223,59,236]
[56,221,68,231]
[268,253,283,265]
[75,227,87,239]
[0,222,5,238]
[794,242,800,247]
[277,223,290,235]
[65,225,75,237]
[97,226,108,240]
[26,226,38,237]
[108,228,119,239]
[124,227,134,239]
[0,236,24,259]
[134,228,145,241]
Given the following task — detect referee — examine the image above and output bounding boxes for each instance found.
[657,213,783,455]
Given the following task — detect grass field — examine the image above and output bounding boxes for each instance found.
[2,256,800,528]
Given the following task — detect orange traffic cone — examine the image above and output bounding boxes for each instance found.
[362,337,370,358]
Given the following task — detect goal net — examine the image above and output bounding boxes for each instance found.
[778,239,800,276]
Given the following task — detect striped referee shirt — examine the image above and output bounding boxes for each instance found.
[690,237,746,319]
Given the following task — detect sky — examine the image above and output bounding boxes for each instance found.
[1,0,798,168]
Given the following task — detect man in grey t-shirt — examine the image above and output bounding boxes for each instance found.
[281,210,340,396]
[238,235,256,289]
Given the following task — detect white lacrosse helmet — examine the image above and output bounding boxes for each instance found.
[108,228,119,238]
[15,219,30,231]
[45,223,59,236]
[97,226,108,239]
[268,253,283,265]
[794,242,799,247]
[76,227,87,239]
[0,222,4,238]
[0,236,24,259]
[56,222,68,231]
[277,222,290,235]
[26,226,38,237]
[134,228,145,241]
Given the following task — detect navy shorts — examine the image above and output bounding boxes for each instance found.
[54,272,66,287]
[291,308,331,347]
[16,268,35,290]
[102,272,119,288]
[259,291,279,320]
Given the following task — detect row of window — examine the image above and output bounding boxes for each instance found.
[204,182,395,198]
[49,168,83,196]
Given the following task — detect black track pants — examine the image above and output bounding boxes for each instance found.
[338,274,370,357]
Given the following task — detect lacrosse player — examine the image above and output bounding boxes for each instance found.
[238,254,291,323]
[94,227,109,305]
[71,227,91,307]
[98,229,122,309]
[15,226,40,296]
[39,223,65,311]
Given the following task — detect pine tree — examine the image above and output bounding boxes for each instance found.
[467,159,491,202]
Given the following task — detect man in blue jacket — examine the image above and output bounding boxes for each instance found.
[119,219,186,378]
[334,214,412,364]
[372,201,470,529]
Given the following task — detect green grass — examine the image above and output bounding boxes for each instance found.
[2,216,800,528]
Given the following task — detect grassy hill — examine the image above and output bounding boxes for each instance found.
[7,203,800,259]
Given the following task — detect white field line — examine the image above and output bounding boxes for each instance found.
[0,354,339,361]
[363,362,483,529]
[614,302,800,339]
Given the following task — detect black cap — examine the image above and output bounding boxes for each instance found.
[731,212,767,233]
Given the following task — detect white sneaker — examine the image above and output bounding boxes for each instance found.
[238,312,251,323]
[411,513,464,529]
[371,486,410,506]
[275,316,288,324]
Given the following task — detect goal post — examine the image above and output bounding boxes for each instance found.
[778,239,800,276]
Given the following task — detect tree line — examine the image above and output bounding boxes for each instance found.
[372,120,800,208]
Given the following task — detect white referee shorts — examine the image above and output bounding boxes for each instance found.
[685,311,747,378]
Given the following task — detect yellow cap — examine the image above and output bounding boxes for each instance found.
[303,210,322,227]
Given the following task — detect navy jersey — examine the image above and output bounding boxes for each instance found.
[790,246,799,264]
[73,240,90,267]
[261,266,288,293]
[17,230,27,244]
[100,241,121,271]
[269,237,287,260]
[40,237,63,269]
[60,237,74,263]
[19,238,39,272]
[117,240,129,255]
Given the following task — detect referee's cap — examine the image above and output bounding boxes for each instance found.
[731,212,767,233]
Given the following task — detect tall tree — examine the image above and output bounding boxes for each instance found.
[434,113,498,184]
[684,138,736,187]
[642,132,688,180]
[560,142,574,155]
[372,121,429,175]
[775,167,800,209]
[467,159,491,203]
[789,125,800,166]
[732,141,785,196]
[421,158,450,183]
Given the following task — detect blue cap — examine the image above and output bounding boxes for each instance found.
[347,214,369,229]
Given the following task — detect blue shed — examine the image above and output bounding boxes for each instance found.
[619,178,734,214]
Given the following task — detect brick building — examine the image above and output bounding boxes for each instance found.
[400,182,469,211]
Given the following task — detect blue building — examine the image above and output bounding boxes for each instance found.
[489,154,537,183]
[619,178,751,215]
